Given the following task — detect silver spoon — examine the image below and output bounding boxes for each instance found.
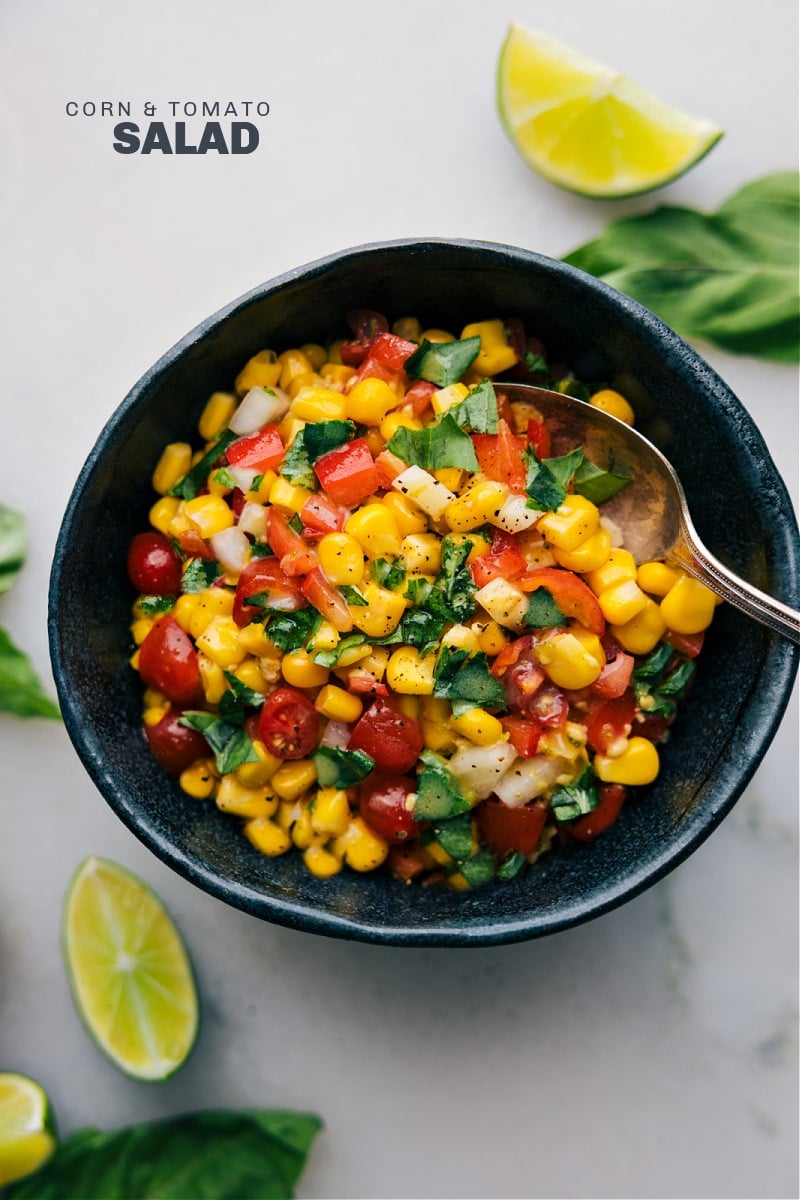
[496,383,800,645]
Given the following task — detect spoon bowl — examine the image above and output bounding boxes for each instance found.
[498,383,800,644]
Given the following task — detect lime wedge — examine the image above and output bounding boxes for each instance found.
[497,23,722,198]
[63,856,199,1081]
[0,1073,57,1186]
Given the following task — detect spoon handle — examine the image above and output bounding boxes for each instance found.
[674,522,800,645]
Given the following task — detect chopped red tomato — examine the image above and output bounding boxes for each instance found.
[352,331,416,381]
[300,494,347,536]
[404,379,437,417]
[138,616,204,707]
[314,438,379,507]
[525,682,569,727]
[258,687,319,760]
[358,773,420,843]
[144,709,209,775]
[387,842,428,883]
[177,529,214,560]
[490,634,532,679]
[266,508,317,576]
[232,557,306,626]
[471,528,527,588]
[374,449,407,488]
[226,425,284,472]
[500,714,543,758]
[301,566,353,632]
[566,784,627,841]
[665,629,705,659]
[591,647,634,699]
[347,696,423,774]
[518,567,606,636]
[471,419,527,491]
[527,419,551,460]
[477,798,548,856]
[585,692,636,754]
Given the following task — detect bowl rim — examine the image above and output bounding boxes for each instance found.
[48,237,800,946]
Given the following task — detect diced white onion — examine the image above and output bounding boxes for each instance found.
[474,577,530,632]
[392,465,456,521]
[447,740,517,800]
[229,385,291,434]
[227,464,260,493]
[237,501,269,539]
[492,755,567,808]
[321,720,351,749]
[490,494,542,533]
[209,527,251,576]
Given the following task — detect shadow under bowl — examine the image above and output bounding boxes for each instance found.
[48,239,800,946]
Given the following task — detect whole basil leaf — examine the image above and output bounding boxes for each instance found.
[5,1109,322,1200]
[0,628,61,719]
[0,504,27,595]
[564,172,800,363]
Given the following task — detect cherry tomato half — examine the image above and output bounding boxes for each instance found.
[566,784,627,841]
[585,692,636,755]
[144,709,209,775]
[127,532,183,595]
[359,773,420,843]
[232,557,306,626]
[258,687,319,760]
[138,615,204,707]
[477,798,548,856]
[347,696,423,774]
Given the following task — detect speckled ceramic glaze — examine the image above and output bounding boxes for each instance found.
[48,240,800,946]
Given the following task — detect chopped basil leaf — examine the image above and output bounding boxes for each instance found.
[573,457,631,505]
[386,413,479,471]
[634,652,695,718]
[634,643,674,679]
[524,589,567,628]
[278,430,317,490]
[137,594,176,617]
[249,541,274,559]
[524,453,568,511]
[448,378,499,433]
[404,576,432,605]
[432,811,474,860]
[266,608,322,652]
[0,627,61,719]
[545,448,586,490]
[398,608,446,658]
[496,850,527,880]
[550,765,600,822]
[179,712,259,774]
[0,505,26,595]
[424,536,477,624]
[404,335,481,387]
[414,751,473,820]
[372,557,406,590]
[218,671,265,725]
[340,585,368,606]
[212,466,238,491]
[460,849,497,888]
[169,429,237,500]
[312,745,375,788]
[522,350,548,374]
[182,558,222,593]
[659,657,696,695]
[303,420,356,462]
[433,646,506,709]
[312,632,368,668]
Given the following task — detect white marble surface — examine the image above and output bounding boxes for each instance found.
[1,2,797,1197]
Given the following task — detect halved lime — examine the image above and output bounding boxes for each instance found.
[0,1073,57,1185]
[497,23,722,198]
[63,857,199,1081]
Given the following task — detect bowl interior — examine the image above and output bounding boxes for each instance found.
[49,240,800,945]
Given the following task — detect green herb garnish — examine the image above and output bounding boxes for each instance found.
[386,413,479,472]
[404,335,481,386]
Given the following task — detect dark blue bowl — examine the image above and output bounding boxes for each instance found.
[48,239,800,946]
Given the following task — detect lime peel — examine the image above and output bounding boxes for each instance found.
[63,856,199,1081]
[497,23,723,198]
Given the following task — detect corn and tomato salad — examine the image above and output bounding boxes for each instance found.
[126,310,719,889]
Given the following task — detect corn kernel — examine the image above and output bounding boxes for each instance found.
[660,574,717,635]
[444,481,509,532]
[142,701,169,726]
[196,617,246,669]
[381,491,428,536]
[334,816,389,872]
[461,319,518,376]
[188,590,233,639]
[589,388,635,425]
[197,391,236,440]
[441,624,482,653]
[447,531,492,563]
[386,646,436,694]
[344,377,399,425]
[235,740,282,787]
[311,787,352,837]
[637,561,682,597]
[537,494,600,551]
[281,649,330,689]
[277,348,314,390]
[353,646,390,683]
[421,719,459,754]
[433,468,466,494]
[268,477,313,513]
[317,532,365,585]
[288,372,323,401]
[198,652,227,704]
[235,350,281,395]
[315,684,363,724]
[345,504,402,559]
[535,630,604,690]
[380,411,422,441]
[420,328,455,344]
[278,415,307,447]
[594,737,660,786]
[130,617,154,646]
[586,548,638,595]
[148,496,181,536]
[290,806,321,850]
[152,442,192,495]
[400,532,442,574]
[611,598,668,655]
[349,581,408,638]
[182,494,235,538]
[307,621,339,654]
[477,620,509,657]
[216,775,277,820]
[598,579,649,625]
[233,657,268,695]
[290,385,348,422]
[450,707,505,746]
[552,526,612,573]
[272,759,318,802]
[237,622,277,656]
[303,844,343,878]
[300,342,326,371]
[431,383,469,416]
[245,817,293,857]
[320,362,355,388]
[179,759,218,800]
